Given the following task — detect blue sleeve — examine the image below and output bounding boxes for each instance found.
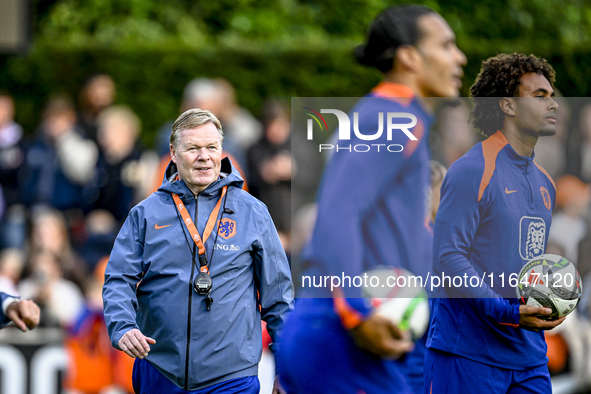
[433,160,520,326]
[102,210,144,348]
[0,292,11,327]
[253,205,294,354]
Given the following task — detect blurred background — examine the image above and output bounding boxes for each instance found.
[2,0,591,393]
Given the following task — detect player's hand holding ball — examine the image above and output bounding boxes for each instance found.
[351,313,414,359]
[516,254,582,330]
[518,305,565,331]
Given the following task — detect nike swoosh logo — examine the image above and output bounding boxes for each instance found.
[155,223,172,230]
[505,187,517,194]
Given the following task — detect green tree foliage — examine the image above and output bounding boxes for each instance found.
[2,0,591,145]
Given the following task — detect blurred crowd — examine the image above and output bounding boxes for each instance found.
[0,74,320,393]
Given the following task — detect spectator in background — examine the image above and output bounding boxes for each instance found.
[0,91,25,208]
[0,91,27,249]
[567,101,591,183]
[75,209,119,271]
[18,250,84,328]
[22,95,98,211]
[77,74,116,142]
[155,78,261,166]
[29,207,88,290]
[214,78,263,152]
[247,100,292,244]
[0,229,21,300]
[64,259,134,394]
[93,105,158,222]
[573,178,591,282]
[0,248,24,296]
[431,99,479,166]
[549,175,590,265]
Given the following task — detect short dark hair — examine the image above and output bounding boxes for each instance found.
[470,53,556,137]
[355,5,437,73]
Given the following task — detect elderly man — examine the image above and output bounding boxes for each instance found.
[103,108,293,394]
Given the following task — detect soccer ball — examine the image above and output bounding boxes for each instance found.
[516,254,582,320]
[361,267,430,340]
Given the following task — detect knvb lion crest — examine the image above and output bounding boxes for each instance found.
[218,218,237,239]
[519,216,546,260]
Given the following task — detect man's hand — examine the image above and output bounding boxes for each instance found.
[350,314,413,359]
[519,305,566,331]
[272,375,287,394]
[6,300,40,332]
[118,328,156,359]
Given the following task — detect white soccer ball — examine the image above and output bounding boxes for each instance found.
[516,254,582,320]
[362,267,430,340]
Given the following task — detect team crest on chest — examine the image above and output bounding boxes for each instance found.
[519,216,546,260]
[540,187,551,210]
[218,218,237,239]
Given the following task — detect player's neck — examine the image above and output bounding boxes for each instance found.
[383,73,419,95]
[500,124,538,158]
[383,74,439,112]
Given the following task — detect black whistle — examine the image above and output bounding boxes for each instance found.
[223,208,234,214]
[206,296,214,311]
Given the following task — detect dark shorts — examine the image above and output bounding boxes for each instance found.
[424,348,551,394]
[132,358,260,394]
[276,307,412,394]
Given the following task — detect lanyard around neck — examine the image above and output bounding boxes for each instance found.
[171,186,227,258]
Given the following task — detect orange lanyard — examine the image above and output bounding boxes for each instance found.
[171,186,227,272]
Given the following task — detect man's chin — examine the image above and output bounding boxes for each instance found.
[538,128,557,137]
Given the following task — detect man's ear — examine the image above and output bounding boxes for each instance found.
[170,144,177,163]
[499,98,516,117]
[395,45,421,71]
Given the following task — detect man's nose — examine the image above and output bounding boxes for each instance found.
[196,148,210,160]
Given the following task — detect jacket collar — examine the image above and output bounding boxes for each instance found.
[158,157,244,199]
[494,130,536,162]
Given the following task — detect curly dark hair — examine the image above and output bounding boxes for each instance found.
[469,53,556,137]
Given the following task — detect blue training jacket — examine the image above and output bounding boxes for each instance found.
[103,158,293,390]
[427,131,556,369]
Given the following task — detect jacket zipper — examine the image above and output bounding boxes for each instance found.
[525,160,533,206]
[184,196,198,390]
